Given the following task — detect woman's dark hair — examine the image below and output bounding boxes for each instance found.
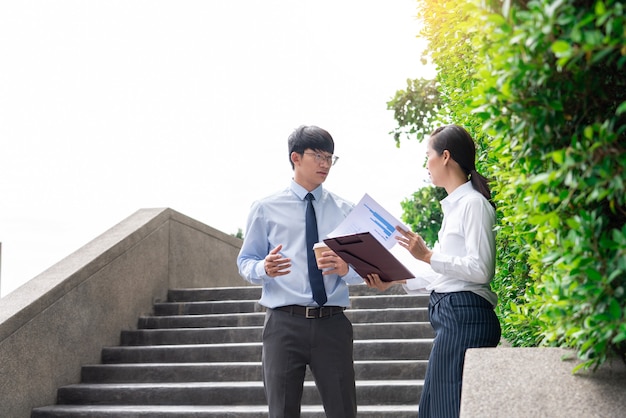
[429,124,495,208]
[288,125,335,169]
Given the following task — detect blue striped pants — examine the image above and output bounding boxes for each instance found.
[418,291,501,418]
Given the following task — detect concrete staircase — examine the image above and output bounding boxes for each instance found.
[31,284,432,417]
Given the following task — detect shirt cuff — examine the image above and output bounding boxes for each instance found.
[402,279,429,294]
[341,266,365,285]
[429,251,445,274]
[252,261,268,284]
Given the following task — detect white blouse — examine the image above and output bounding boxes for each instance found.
[403,181,498,307]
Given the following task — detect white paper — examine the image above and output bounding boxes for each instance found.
[327,193,440,284]
[327,193,409,250]
[389,244,437,284]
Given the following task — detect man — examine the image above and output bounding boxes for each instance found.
[237,125,363,418]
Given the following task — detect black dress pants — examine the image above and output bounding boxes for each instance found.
[262,308,357,418]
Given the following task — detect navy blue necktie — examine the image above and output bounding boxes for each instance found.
[305,193,327,306]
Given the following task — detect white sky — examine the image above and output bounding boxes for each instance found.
[0,0,435,297]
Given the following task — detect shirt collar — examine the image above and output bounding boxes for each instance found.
[290,179,323,201]
[441,181,473,208]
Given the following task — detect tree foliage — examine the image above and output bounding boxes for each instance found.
[391,0,626,371]
[387,78,443,147]
[400,185,447,247]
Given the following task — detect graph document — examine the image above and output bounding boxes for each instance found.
[327,193,408,249]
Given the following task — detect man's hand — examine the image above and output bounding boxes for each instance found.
[317,250,349,276]
[264,244,291,277]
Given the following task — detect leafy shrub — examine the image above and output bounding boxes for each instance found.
[392,0,626,371]
[399,185,447,247]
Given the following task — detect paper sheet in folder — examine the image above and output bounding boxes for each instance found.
[324,232,414,282]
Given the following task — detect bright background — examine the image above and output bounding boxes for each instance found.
[0,0,435,297]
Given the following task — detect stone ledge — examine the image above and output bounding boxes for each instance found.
[461,347,626,417]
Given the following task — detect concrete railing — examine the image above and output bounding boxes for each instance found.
[461,347,626,417]
[0,208,244,417]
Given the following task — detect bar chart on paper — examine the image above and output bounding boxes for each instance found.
[328,193,408,249]
[326,192,433,285]
[364,202,397,243]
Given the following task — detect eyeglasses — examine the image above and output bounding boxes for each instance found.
[303,151,339,166]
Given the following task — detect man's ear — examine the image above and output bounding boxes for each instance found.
[291,151,301,166]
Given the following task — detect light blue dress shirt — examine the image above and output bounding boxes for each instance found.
[237,180,364,308]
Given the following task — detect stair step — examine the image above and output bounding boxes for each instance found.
[138,307,429,329]
[81,360,428,383]
[352,308,430,323]
[165,284,409,303]
[153,300,263,315]
[156,294,429,315]
[350,294,430,309]
[102,339,433,363]
[32,404,418,418]
[168,286,263,302]
[121,327,265,345]
[32,284,433,416]
[139,312,265,329]
[55,380,422,406]
[354,322,434,339]
[121,322,433,345]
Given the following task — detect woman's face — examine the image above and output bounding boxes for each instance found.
[426,139,445,187]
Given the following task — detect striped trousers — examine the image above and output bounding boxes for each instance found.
[418,291,501,418]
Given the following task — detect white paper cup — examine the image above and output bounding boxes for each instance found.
[313,242,330,264]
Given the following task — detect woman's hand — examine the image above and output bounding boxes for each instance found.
[395,226,433,264]
[363,273,398,292]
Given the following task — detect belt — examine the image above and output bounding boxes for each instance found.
[273,305,346,319]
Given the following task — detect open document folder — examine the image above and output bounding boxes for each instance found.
[323,193,416,282]
[324,232,414,281]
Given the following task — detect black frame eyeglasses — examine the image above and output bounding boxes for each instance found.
[303,151,339,166]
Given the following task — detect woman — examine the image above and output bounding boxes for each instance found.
[364,124,501,418]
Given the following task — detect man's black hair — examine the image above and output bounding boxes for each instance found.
[288,125,335,169]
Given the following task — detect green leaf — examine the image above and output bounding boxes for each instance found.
[551,149,565,164]
[584,268,603,281]
[609,298,622,320]
[551,40,571,55]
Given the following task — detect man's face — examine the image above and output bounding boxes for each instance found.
[292,148,334,191]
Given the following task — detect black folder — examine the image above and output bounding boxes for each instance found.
[324,232,414,282]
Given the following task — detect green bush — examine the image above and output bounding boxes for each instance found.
[392,0,626,371]
[399,186,447,247]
